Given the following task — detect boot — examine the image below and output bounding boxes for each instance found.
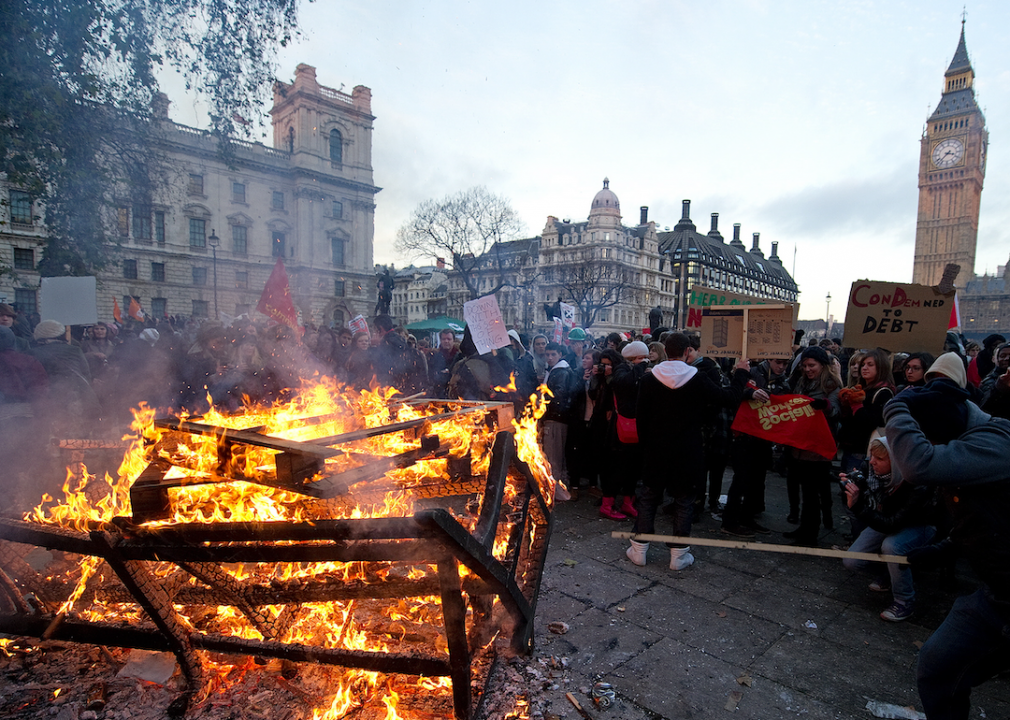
[669,546,695,571]
[618,496,638,518]
[626,539,649,566]
[600,497,628,520]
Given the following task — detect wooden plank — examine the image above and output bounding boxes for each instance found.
[154,418,342,458]
[310,406,490,447]
[611,532,910,565]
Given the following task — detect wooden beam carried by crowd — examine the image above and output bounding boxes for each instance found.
[612,532,910,565]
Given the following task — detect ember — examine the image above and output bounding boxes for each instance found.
[0,382,558,719]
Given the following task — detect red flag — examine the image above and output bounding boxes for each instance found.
[731,394,836,460]
[948,292,961,330]
[257,257,298,327]
[113,297,122,324]
[128,297,145,321]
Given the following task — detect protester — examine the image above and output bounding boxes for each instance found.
[566,348,605,501]
[508,329,539,404]
[541,341,574,501]
[838,348,895,474]
[600,342,648,520]
[0,326,48,403]
[687,337,733,519]
[647,341,667,365]
[530,334,548,384]
[979,342,1010,419]
[901,351,935,389]
[429,328,459,398]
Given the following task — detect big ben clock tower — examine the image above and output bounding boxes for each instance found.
[912,22,988,287]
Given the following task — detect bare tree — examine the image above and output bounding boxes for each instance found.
[396,186,527,300]
[557,261,630,329]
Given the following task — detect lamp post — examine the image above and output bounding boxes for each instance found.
[825,291,832,338]
[208,229,220,320]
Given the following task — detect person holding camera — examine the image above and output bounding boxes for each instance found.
[839,437,936,622]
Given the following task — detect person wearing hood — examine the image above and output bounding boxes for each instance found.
[371,315,428,394]
[541,341,575,501]
[626,333,749,571]
[840,437,937,622]
[883,374,1010,720]
[508,329,538,405]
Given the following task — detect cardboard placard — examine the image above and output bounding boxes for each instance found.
[39,276,98,326]
[348,314,369,334]
[842,280,954,354]
[559,302,576,329]
[552,317,563,343]
[463,294,510,355]
[700,305,793,359]
[686,285,797,329]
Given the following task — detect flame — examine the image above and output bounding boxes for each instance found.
[19,379,554,718]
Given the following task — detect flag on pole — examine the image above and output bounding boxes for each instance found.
[257,257,299,328]
[128,297,145,321]
[948,291,961,330]
[113,297,122,324]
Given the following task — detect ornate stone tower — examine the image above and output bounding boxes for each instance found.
[912,23,988,287]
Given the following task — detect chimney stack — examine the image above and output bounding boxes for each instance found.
[707,213,724,241]
[436,257,445,269]
[681,200,691,220]
[770,241,780,261]
[730,223,745,248]
[751,233,764,257]
[640,206,649,225]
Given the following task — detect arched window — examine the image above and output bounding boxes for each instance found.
[329,129,342,163]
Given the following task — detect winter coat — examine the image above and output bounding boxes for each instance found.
[849,448,936,535]
[788,373,841,461]
[838,383,894,453]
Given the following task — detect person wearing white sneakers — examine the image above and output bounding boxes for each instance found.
[627,333,750,570]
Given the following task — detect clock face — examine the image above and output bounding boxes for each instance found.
[932,137,965,169]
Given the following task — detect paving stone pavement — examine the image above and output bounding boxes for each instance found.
[529,473,1010,719]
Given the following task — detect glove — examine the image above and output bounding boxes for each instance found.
[905,539,957,568]
[810,398,828,410]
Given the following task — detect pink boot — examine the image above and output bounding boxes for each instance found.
[619,496,638,518]
[599,497,628,520]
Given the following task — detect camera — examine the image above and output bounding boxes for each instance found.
[839,470,865,488]
[596,363,606,373]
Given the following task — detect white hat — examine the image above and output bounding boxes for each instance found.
[622,340,649,358]
[33,319,66,340]
[139,328,160,347]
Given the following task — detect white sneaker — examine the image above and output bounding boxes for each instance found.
[670,546,695,571]
[626,540,649,566]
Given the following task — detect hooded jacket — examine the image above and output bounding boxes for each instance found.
[885,399,1010,609]
[849,437,936,535]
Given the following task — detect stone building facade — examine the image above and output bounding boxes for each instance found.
[1,64,379,327]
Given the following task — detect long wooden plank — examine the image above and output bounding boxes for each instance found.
[154,418,342,458]
[611,532,910,565]
[310,406,490,447]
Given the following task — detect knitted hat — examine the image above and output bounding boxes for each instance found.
[139,328,160,347]
[925,352,967,389]
[33,319,66,340]
[568,327,587,341]
[622,340,649,358]
[800,345,832,366]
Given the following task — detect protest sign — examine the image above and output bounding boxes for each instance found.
[842,280,954,354]
[685,285,796,329]
[40,276,98,326]
[463,294,510,355]
[732,394,836,460]
[699,305,793,359]
[552,317,563,343]
[559,302,576,329]
[348,314,369,334]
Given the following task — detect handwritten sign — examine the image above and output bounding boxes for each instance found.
[552,317,563,343]
[40,276,98,326]
[348,314,368,334]
[463,294,511,355]
[559,302,576,329]
[842,280,954,354]
[686,285,797,329]
[700,305,793,359]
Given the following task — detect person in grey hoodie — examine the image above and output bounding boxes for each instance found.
[626,333,749,570]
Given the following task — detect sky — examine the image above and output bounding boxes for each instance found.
[164,0,1010,323]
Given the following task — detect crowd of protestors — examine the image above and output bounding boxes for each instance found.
[3,296,1010,718]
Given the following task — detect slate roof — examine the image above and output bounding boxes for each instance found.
[962,274,1008,296]
[930,88,979,120]
[946,26,972,76]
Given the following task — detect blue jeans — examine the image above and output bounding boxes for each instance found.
[842,525,935,606]
[917,588,1010,720]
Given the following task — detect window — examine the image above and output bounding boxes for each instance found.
[232,225,247,254]
[151,262,165,282]
[13,248,34,270]
[133,205,151,240]
[192,267,207,286]
[235,271,248,289]
[154,211,165,243]
[331,238,345,266]
[334,279,346,297]
[332,200,343,218]
[332,308,345,327]
[9,191,32,224]
[272,191,284,210]
[189,218,206,248]
[151,297,167,318]
[271,231,286,257]
[188,174,204,195]
[123,259,138,279]
[14,288,37,315]
[118,207,130,236]
[232,182,246,203]
[329,129,342,163]
[192,299,209,317]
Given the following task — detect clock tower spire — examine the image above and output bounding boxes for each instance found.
[911,22,988,287]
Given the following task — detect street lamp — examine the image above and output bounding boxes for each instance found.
[825,291,832,338]
[208,228,220,320]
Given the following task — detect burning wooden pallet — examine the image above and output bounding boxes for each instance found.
[0,396,553,720]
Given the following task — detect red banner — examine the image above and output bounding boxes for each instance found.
[731,394,836,460]
[257,257,298,328]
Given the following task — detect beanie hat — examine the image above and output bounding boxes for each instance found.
[925,351,967,389]
[800,345,832,366]
[139,328,160,347]
[622,340,649,358]
[34,319,66,340]
[568,327,587,341]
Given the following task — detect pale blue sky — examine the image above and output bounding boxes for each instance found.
[165,1,1010,322]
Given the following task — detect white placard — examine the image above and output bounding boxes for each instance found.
[39,276,98,326]
[463,294,510,355]
[559,302,576,329]
[348,314,369,334]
